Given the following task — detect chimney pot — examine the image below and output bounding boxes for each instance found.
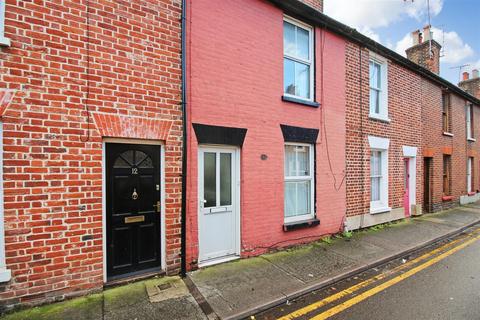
[411,30,421,45]
[423,25,432,41]
[462,72,470,81]
[473,69,479,79]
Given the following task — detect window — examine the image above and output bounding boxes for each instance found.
[0,0,10,46]
[442,93,451,133]
[284,143,314,223]
[466,104,474,140]
[369,57,388,121]
[468,157,474,193]
[368,136,390,213]
[443,155,451,196]
[283,17,314,101]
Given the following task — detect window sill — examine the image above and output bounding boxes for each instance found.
[468,192,476,196]
[0,268,11,282]
[0,37,11,47]
[369,115,391,123]
[443,132,454,137]
[370,206,392,214]
[282,95,320,108]
[442,196,453,202]
[467,137,476,142]
[283,218,320,232]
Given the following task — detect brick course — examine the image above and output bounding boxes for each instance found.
[0,0,182,310]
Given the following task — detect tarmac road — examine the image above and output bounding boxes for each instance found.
[254,226,480,320]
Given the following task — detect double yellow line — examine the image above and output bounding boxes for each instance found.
[278,228,480,320]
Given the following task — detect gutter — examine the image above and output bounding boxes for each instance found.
[180,0,188,277]
[267,0,480,106]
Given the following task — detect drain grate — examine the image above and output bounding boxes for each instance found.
[157,283,172,291]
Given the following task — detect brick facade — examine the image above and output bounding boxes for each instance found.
[345,43,423,227]
[0,0,182,310]
[299,0,323,12]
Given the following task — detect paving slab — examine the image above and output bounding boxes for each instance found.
[189,256,303,318]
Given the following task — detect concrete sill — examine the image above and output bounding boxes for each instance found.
[281,95,320,108]
[370,206,392,214]
[442,196,453,202]
[369,115,391,123]
[468,137,476,142]
[0,268,11,282]
[0,37,11,47]
[443,132,454,137]
[283,218,320,232]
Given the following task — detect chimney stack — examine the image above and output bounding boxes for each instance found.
[459,69,480,100]
[298,0,323,12]
[405,25,442,74]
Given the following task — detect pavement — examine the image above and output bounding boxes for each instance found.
[188,203,480,320]
[3,203,480,320]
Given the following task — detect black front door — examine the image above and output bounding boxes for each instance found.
[106,143,161,278]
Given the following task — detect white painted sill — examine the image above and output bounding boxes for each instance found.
[0,37,11,47]
[467,137,476,142]
[443,132,454,137]
[369,114,391,123]
[0,268,11,282]
[370,206,392,214]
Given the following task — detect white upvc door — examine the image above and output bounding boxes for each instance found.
[198,146,240,265]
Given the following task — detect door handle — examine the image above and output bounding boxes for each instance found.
[153,201,161,213]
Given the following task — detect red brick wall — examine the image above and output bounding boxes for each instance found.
[0,0,182,309]
[345,43,423,218]
[186,0,345,269]
[299,0,323,12]
[422,82,478,211]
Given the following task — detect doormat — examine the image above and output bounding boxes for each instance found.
[146,277,190,303]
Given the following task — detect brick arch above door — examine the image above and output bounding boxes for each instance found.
[92,113,173,141]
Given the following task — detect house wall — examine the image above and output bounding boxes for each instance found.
[422,81,480,211]
[345,43,423,228]
[0,0,182,310]
[185,0,346,269]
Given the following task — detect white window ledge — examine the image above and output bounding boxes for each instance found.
[443,132,454,137]
[369,114,391,123]
[468,137,476,142]
[370,206,392,214]
[0,37,10,47]
[0,268,11,282]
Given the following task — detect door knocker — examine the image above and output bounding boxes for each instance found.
[132,188,139,200]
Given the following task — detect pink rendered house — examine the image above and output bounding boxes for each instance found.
[184,0,346,269]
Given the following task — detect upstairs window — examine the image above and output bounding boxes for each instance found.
[369,56,388,121]
[0,0,10,46]
[283,17,314,101]
[284,143,314,223]
[467,103,474,140]
[443,155,451,196]
[442,93,451,134]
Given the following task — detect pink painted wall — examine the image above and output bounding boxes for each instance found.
[185,0,346,269]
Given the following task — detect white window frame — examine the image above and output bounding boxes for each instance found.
[467,157,473,193]
[369,54,389,122]
[466,104,474,141]
[283,16,314,102]
[0,1,10,47]
[284,142,315,223]
[368,136,391,214]
[0,122,10,282]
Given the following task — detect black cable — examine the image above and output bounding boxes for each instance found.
[81,0,91,143]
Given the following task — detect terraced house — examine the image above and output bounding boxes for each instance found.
[1,0,480,312]
[0,0,183,309]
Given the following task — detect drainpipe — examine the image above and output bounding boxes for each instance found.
[180,0,188,278]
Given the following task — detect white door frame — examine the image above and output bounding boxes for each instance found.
[197,145,241,266]
[403,146,417,211]
[102,138,166,282]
